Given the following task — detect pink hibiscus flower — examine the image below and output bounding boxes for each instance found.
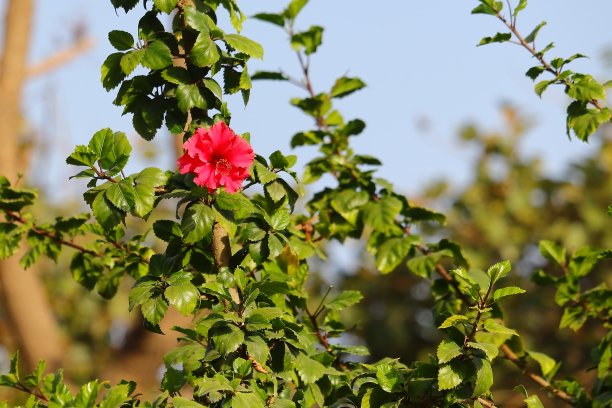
[177,122,255,193]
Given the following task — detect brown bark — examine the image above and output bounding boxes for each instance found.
[0,0,66,371]
[27,36,94,78]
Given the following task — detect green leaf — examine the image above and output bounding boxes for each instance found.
[153,0,178,13]
[487,260,511,284]
[110,0,139,12]
[92,192,124,231]
[191,33,220,67]
[284,0,309,19]
[108,30,134,51]
[183,7,211,33]
[524,395,545,408]
[527,350,556,376]
[471,1,503,15]
[133,167,168,217]
[330,189,369,225]
[538,240,566,266]
[252,13,285,27]
[176,83,206,112]
[210,323,244,355]
[559,306,587,331]
[330,76,366,98]
[493,286,526,301]
[162,67,192,85]
[165,280,199,315]
[524,21,547,43]
[303,384,324,408]
[268,208,290,231]
[216,192,255,218]
[525,65,545,81]
[99,383,132,408]
[203,78,223,101]
[295,354,326,384]
[341,119,367,137]
[439,314,469,329]
[252,71,288,81]
[437,340,462,364]
[535,79,551,97]
[376,364,401,393]
[467,342,499,361]
[129,279,156,311]
[75,380,102,408]
[291,26,323,55]
[483,319,518,336]
[567,74,606,101]
[223,34,264,59]
[245,336,270,365]
[101,52,127,91]
[437,364,462,390]
[254,162,278,184]
[212,207,237,237]
[363,196,403,233]
[375,237,415,274]
[142,40,173,70]
[265,181,286,203]
[513,0,527,16]
[141,295,168,325]
[66,145,97,167]
[0,224,22,259]
[326,290,363,311]
[120,49,144,75]
[472,358,493,397]
[105,179,136,212]
[567,103,611,141]
[181,203,215,244]
[478,32,511,46]
[173,396,206,408]
[232,393,265,408]
[88,128,132,175]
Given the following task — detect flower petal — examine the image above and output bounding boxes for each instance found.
[226,138,255,167]
[178,152,200,174]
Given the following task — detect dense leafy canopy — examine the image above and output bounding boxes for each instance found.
[0,1,610,407]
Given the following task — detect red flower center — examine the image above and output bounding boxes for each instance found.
[214,157,232,176]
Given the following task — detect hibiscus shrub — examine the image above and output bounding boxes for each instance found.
[0,0,610,407]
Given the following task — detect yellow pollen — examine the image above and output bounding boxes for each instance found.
[215,158,232,175]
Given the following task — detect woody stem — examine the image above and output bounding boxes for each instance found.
[212,221,240,305]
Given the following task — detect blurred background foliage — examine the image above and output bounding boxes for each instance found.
[335,106,612,402]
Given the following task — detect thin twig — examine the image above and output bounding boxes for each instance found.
[305,306,332,352]
[5,210,150,265]
[495,11,603,110]
[434,259,574,405]
[26,37,94,77]
[6,210,98,256]
[312,285,333,318]
[477,396,498,408]
[500,343,574,405]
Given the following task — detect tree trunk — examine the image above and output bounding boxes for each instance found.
[0,0,66,371]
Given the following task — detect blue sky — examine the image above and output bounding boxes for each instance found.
[20,0,612,199]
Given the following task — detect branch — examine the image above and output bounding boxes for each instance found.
[434,260,574,405]
[495,12,604,110]
[212,221,240,305]
[305,306,332,353]
[6,210,98,256]
[26,36,95,78]
[500,343,574,405]
[477,397,498,408]
[5,210,150,265]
